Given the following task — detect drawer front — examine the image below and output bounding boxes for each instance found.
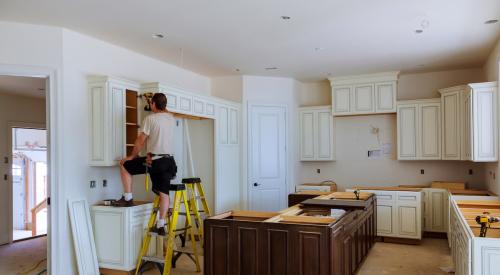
[365,190,395,202]
[397,194,418,202]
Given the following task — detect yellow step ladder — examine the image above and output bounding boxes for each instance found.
[134,184,201,275]
[178,178,212,245]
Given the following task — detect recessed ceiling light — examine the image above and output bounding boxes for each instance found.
[485,19,499,24]
[152,33,165,39]
[265,67,278,71]
[415,29,423,34]
[235,68,240,72]
[281,16,291,20]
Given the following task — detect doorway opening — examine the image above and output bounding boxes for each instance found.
[12,127,48,241]
[0,74,49,275]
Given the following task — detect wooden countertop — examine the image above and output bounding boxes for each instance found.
[354,186,423,191]
[449,189,493,196]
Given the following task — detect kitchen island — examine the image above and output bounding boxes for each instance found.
[204,192,376,275]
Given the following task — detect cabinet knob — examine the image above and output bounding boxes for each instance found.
[253,182,260,187]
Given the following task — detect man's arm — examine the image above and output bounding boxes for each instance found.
[120,133,148,165]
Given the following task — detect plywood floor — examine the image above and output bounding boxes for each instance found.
[0,236,452,275]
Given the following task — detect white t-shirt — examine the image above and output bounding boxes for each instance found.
[140,112,175,154]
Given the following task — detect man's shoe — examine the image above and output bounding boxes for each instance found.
[111,196,134,207]
[150,226,166,236]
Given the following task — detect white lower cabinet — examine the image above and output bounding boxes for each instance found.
[299,106,335,161]
[356,190,423,239]
[449,195,500,275]
[424,188,448,233]
[91,203,152,271]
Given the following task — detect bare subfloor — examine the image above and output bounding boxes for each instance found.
[0,237,452,275]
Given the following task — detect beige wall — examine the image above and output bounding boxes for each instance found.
[296,68,489,190]
[211,76,243,102]
[483,38,500,195]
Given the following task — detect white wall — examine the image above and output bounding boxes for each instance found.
[241,75,301,209]
[0,93,46,242]
[483,37,500,195]
[296,68,489,190]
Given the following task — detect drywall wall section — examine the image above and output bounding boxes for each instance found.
[0,93,46,244]
[398,68,485,100]
[299,81,331,106]
[484,37,500,82]
[211,76,243,102]
[483,37,500,195]
[299,114,486,190]
[241,75,301,209]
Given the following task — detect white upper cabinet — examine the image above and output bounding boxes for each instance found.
[88,76,139,166]
[439,82,498,162]
[299,106,335,161]
[329,71,399,116]
[397,99,441,160]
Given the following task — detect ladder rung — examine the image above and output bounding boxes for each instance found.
[174,246,204,256]
[142,256,165,264]
[178,211,205,216]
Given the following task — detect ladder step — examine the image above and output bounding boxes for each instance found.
[141,256,166,264]
[178,211,205,216]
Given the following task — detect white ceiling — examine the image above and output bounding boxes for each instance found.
[0,76,46,98]
[0,0,499,81]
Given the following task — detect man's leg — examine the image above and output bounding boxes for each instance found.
[157,191,170,228]
[120,164,133,193]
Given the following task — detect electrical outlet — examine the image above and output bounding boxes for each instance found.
[103,179,107,187]
[316,169,321,174]
[90,180,96,188]
[420,169,424,175]
[468,169,473,175]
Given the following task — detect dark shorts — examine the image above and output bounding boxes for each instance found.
[123,156,177,195]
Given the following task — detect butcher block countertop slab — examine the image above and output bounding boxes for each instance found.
[449,189,493,196]
[319,192,373,201]
[354,186,423,191]
[292,190,333,195]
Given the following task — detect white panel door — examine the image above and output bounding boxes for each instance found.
[441,92,461,160]
[353,84,375,113]
[316,110,334,160]
[397,104,418,159]
[473,89,497,161]
[376,203,395,236]
[249,105,286,211]
[397,205,418,237]
[333,86,351,114]
[375,82,396,113]
[419,103,441,159]
[299,110,315,160]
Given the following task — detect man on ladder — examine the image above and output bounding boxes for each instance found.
[115,92,177,236]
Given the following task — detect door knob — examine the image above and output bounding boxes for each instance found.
[253,182,260,187]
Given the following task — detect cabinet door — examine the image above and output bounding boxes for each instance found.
[353,84,375,113]
[229,108,239,144]
[419,103,441,159]
[300,111,315,160]
[333,86,351,114]
[111,85,125,162]
[472,88,498,161]
[441,91,461,160]
[397,104,418,159]
[193,98,205,115]
[376,202,395,236]
[375,82,396,113]
[316,110,334,160]
[89,84,107,165]
[425,189,447,232]
[165,92,179,111]
[179,95,193,114]
[218,106,229,144]
[397,205,419,238]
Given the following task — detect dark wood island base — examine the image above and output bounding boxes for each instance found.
[204,192,376,275]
